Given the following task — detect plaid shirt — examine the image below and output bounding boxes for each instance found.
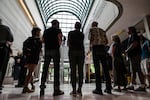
[88,27,108,46]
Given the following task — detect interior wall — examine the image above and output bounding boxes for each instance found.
[0,0,44,55]
[0,0,32,55]
[107,0,150,43]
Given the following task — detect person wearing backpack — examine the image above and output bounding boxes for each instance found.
[88,21,112,95]
[22,27,42,93]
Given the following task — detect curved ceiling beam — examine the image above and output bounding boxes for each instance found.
[105,0,123,31]
[43,1,86,21]
[44,2,83,13]
[42,0,86,11]
[46,7,82,23]
[35,0,94,26]
[44,3,83,21]
[46,11,82,23]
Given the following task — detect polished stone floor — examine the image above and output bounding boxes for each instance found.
[0,82,150,100]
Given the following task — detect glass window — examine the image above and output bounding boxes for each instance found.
[47,12,80,37]
[35,0,94,26]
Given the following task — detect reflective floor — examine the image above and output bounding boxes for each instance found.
[0,82,150,100]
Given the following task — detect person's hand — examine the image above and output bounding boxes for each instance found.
[109,70,113,78]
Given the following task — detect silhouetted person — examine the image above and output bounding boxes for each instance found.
[110,34,127,92]
[88,21,111,95]
[13,52,22,80]
[15,54,27,88]
[125,26,146,91]
[67,22,85,96]
[40,20,64,96]
[0,19,14,92]
[140,34,150,87]
[22,27,42,93]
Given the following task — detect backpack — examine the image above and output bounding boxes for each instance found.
[23,37,32,56]
[23,37,41,56]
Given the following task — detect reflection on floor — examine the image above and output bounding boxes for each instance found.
[0,82,150,100]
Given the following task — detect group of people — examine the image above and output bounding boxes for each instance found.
[108,26,150,92]
[0,18,150,97]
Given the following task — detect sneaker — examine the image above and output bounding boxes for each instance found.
[53,90,64,96]
[104,89,112,94]
[134,87,146,92]
[70,91,76,96]
[127,85,134,90]
[121,87,127,91]
[93,89,103,95]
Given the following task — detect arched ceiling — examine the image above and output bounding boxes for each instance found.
[35,0,94,26]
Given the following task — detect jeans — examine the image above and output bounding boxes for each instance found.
[129,54,145,84]
[41,49,60,90]
[0,45,9,87]
[69,50,85,89]
[92,45,111,90]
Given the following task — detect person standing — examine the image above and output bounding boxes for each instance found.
[22,27,42,93]
[0,19,14,92]
[141,39,150,87]
[40,20,64,96]
[67,22,85,96]
[15,53,27,88]
[13,52,22,80]
[139,34,150,88]
[88,21,112,95]
[85,51,92,83]
[125,26,146,91]
[110,35,127,92]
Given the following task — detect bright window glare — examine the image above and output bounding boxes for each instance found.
[47,12,80,37]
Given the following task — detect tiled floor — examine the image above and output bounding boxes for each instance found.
[0,82,150,100]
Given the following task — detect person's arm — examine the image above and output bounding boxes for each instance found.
[112,44,115,58]
[42,30,46,43]
[147,40,150,52]
[6,26,14,47]
[88,29,93,50]
[125,34,138,53]
[125,41,138,53]
[58,33,62,46]
[67,32,70,47]
[104,32,108,44]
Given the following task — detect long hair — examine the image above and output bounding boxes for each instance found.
[112,34,121,43]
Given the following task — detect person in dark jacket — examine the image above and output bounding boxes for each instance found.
[40,20,64,96]
[0,19,13,93]
[67,22,85,96]
[22,27,42,93]
[125,27,146,91]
